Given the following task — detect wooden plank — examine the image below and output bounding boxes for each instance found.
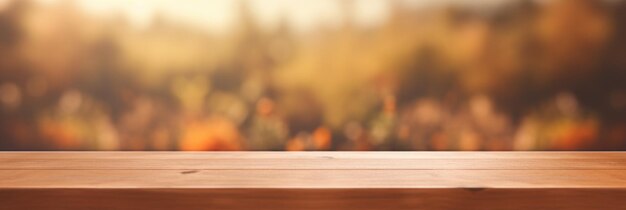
[1,169,626,189]
[2,152,625,170]
[1,152,626,210]
[1,158,626,169]
[2,189,626,210]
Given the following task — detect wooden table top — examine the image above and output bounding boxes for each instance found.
[1,152,626,209]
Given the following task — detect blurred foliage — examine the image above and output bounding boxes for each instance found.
[0,0,625,151]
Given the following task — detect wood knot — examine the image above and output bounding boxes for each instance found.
[181,170,199,175]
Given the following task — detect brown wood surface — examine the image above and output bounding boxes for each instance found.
[1,152,626,209]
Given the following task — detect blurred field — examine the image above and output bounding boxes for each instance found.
[0,0,625,151]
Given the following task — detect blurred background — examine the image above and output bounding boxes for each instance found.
[0,0,625,151]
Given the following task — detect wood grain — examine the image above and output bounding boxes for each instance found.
[1,152,625,209]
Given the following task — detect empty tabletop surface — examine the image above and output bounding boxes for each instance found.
[2,152,626,210]
[1,152,626,189]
